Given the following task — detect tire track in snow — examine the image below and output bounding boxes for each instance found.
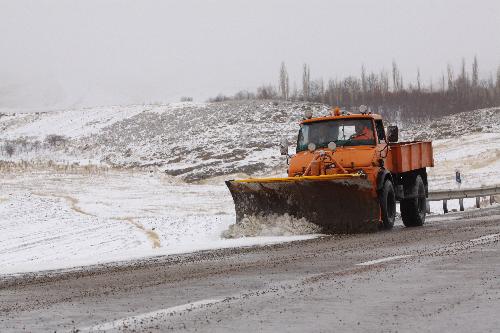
[112,217,161,249]
[31,192,95,217]
[31,192,161,249]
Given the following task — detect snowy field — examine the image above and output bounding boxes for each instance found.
[427,131,500,212]
[1,103,499,275]
[0,170,316,275]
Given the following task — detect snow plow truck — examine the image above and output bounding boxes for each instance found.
[226,106,434,233]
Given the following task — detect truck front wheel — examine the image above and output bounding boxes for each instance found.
[401,175,426,227]
[380,180,396,230]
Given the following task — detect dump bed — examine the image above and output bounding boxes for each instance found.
[388,141,434,173]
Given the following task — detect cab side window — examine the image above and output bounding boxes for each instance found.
[375,120,386,142]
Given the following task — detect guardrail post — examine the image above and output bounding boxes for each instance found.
[428,186,500,213]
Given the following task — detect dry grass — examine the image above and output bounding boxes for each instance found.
[0,160,110,174]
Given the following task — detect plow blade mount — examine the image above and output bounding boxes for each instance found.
[226,176,380,234]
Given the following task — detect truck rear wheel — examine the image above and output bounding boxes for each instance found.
[380,180,396,230]
[401,175,426,227]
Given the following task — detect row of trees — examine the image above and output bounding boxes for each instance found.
[209,57,500,121]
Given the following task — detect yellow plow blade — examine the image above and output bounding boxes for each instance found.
[226,174,381,234]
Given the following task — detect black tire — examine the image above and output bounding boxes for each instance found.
[401,175,426,227]
[380,180,396,230]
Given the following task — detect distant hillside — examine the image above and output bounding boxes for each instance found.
[1,101,499,182]
[399,106,500,141]
[0,101,328,181]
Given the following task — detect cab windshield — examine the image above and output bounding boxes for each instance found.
[297,119,375,152]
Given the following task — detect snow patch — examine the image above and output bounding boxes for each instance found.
[222,214,322,238]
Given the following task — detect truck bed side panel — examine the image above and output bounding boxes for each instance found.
[388,141,434,173]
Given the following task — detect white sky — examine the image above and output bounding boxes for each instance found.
[1,0,499,109]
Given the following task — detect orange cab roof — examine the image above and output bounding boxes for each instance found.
[301,113,382,124]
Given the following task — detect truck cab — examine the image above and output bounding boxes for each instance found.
[289,113,386,178]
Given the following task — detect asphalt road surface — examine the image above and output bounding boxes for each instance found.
[1,207,499,332]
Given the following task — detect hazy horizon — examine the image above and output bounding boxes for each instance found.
[1,0,499,110]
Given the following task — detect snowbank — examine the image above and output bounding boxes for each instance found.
[0,171,316,275]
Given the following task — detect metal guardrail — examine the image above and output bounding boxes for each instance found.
[427,185,500,213]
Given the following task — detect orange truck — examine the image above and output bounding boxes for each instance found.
[226,106,434,233]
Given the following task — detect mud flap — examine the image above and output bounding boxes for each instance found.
[226,178,380,234]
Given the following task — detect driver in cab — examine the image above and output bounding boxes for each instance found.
[351,123,374,141]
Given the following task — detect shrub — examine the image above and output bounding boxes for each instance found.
[4,143,15,157]
[45,134,68,147]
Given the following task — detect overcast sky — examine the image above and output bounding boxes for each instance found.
[1,0,499,109]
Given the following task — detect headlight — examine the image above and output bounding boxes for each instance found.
[308,143,316,152]
[328,142,337,151]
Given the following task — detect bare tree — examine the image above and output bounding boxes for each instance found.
[497,66,500,92]
[290,82,299,100]
[279,62,289,100]
[256,85,277,99]
[310,78,325,102]
[392,60,401,92]
[447,64,454,91]
[234,90,255,100]
[456,58,469,100]
[416,68,421,92]
[461,58,467,80]
[302,63,310,101]
[380,70,390,96]
[208,56,500,120]
[472,55,479,88]
[207,94,230,102]
[361,65,367,102]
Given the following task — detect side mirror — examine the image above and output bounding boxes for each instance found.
[279,138,289,155]
[387,125,399,143]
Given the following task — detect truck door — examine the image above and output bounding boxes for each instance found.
[375,120,386,143]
